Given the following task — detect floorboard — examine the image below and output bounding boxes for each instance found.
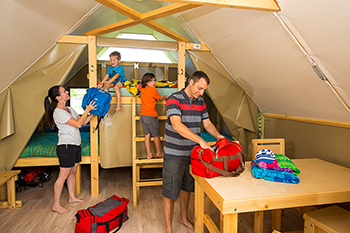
[0,165,304,233]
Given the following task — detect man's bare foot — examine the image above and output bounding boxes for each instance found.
[69,197,86,204]
[147,153,155,159]
[115,105,121,112]
[155,153,163,158]
[179,219,194,231]
[52,205,70,214]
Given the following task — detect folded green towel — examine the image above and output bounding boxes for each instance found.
[275,154,301,175]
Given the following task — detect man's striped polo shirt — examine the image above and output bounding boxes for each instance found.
[164,88,209,160]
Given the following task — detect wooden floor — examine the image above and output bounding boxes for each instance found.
[0,165,304,233]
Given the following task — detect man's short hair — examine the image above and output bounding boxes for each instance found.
[188,71,210,85]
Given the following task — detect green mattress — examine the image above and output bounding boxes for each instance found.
[20,131,91,158]
[200,132,233,142]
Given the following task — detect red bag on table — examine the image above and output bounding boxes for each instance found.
[191,138,245,178]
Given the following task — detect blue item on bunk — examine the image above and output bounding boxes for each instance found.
[82,88,112,117]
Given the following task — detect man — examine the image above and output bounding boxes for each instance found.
[162,71,225,232]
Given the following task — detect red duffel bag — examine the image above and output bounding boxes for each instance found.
[75,195,129,233]
[191,138,245,178]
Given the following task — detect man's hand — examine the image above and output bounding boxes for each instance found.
[199,140,214,152]
[216,135,225,141]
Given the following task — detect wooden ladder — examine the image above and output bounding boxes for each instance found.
[131,97,166,206]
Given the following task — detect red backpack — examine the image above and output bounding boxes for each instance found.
[191,138,245,178]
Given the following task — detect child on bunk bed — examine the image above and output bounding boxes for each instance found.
[97,51,126,112]
[138,72,168,159]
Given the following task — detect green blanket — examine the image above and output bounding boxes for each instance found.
[20,131,91,158]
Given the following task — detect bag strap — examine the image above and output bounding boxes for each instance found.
[95,208,129,233]
[111,209,129,233]
[198,153,244,177]
[92,116,103,133]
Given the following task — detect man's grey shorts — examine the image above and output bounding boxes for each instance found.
[140,115,159,137]
[162,157,194,200]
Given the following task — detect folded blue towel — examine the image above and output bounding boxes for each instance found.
[251,160,300,184]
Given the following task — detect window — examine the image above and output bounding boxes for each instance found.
[68,87,88,115]
[97,33,175,63]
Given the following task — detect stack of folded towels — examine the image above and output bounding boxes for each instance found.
[251,149,301,184]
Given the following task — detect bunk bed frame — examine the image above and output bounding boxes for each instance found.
[14,36,209,196]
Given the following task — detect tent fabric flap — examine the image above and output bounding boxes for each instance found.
[0,43,86,171]
[0,88,15,140]
[188,51,258,158]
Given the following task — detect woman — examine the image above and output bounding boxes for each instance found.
[44,85,96,214]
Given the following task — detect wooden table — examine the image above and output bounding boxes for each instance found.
[0,170,22,209]
[192,159,350,233]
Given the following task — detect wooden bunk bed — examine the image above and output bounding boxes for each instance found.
[13,60,179,196]
[14,129,95,194]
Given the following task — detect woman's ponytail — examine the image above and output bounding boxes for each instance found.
[44,86,60,128]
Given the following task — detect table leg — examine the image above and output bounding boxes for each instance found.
[195,181,205,233]
[7,177,16,209]
[271,209,282,231]
[254,211,264,233]
[222,213,238,233]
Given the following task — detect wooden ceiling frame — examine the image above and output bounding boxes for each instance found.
[155,0,281,11]
[84,0,200,42]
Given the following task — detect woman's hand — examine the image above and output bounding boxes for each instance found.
[86,100,97,112]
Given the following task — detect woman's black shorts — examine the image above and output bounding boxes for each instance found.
[56,144,82,168]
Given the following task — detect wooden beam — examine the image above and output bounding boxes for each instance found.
[178,42,186,90]
[141,3,199,21]
[94,0,141,19]
[88,36,100,196]
[156,0,280,11]
[186,43,210,51]
[84,2,196,40]
[260,113,350,129]
[83,18,140,36]
[57,35,88,44]
[143,21,190,42]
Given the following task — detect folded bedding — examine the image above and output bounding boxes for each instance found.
[251,152,300,184]
[108,79,177,97]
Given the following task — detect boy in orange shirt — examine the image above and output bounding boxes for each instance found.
[138,72,167,159]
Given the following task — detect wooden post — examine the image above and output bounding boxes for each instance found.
[178,42,186,90]
[88,36,99,196]
[101,62,107,83]
[164,64,169,81]
[134,62,139,80]
[261,115,265,139]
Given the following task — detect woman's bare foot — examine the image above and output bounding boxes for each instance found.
[115,104,121,112]
[155,153,163,158]
[179,219,194,231]
[69,197,86,204]
[52,205,70,214]
[147,153,155,159]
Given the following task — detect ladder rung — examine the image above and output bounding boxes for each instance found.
[138,164,163,169]
[136,179,163,187]
[135,158,163,164]
[134,136,164,142]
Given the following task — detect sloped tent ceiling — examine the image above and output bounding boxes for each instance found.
[180,2,350,122]
[0,44,86,170]
[0,0,98,95]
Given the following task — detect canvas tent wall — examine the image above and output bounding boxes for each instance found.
[0,44,86,170]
